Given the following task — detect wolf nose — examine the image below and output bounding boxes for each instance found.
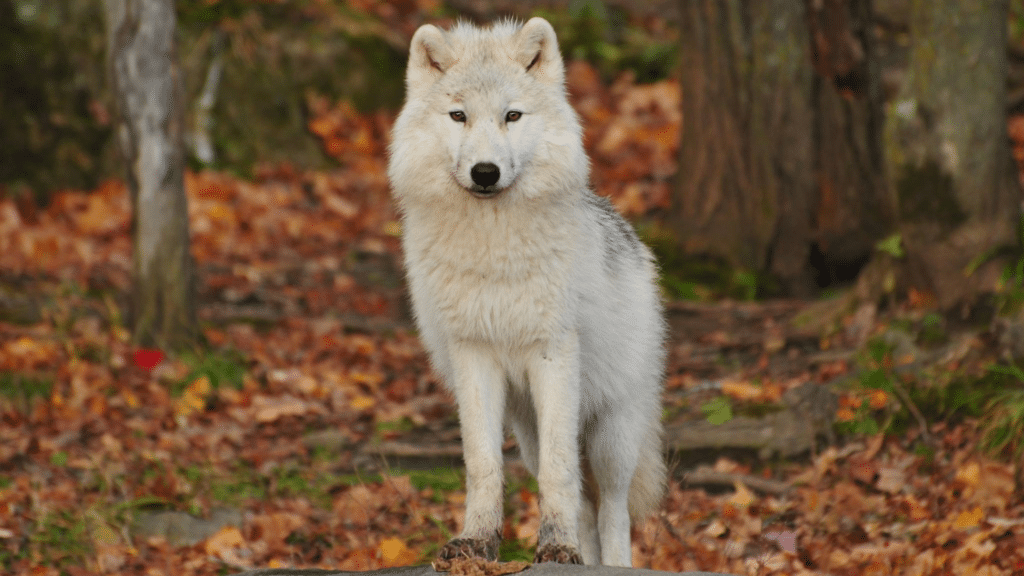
[470,163,500,188]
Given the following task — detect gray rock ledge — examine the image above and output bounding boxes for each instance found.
[234,564,731,576]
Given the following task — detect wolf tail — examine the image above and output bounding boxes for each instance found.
[628,425,666,522]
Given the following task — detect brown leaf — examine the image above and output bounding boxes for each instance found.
[432,557,530,576]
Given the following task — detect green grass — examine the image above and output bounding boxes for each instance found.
[407,467,463,494]
[978,365,1024,460]
[28,510,91,570]
[499,538,535,562]
[0,370,53,402]
[173,349,247,395]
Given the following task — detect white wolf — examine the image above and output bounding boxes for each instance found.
[387,17,666,567]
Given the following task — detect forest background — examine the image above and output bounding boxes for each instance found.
[6,0,1024,575]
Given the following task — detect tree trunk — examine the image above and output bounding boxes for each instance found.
[105,0,198,349]
[674,0,894,294]
[884,0,1021,309]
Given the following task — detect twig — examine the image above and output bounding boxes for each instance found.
[888,377,934,447]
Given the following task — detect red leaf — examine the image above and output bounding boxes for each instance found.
[133,348,164,371]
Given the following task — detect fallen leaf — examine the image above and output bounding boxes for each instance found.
[763,530,798,554]
[720,379,765,402]
[433,557,531,576]
[728,481,756,508]
[350,394,376,411]
[953,507,984,530]
[174,374,212,418]
[204,526,248,565]
[251,394,320,423]
[379,536,418,567]
[133,349,165,371]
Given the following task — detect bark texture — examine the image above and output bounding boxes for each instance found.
[884,0,1021,308]
[105,0,197,349]
[674,0,893,294]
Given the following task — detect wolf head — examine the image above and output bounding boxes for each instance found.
[388,18,588,203]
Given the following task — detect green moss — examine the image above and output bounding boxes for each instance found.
[639,223,771,300]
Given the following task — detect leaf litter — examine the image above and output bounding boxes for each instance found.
[0,53,1023,576]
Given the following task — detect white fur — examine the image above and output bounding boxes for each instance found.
[387,17,666,567]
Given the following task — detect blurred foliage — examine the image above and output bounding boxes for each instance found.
[1,0,678,201]
[177,0,414,173]
[640,223,774,301]
[1,0,421,200]
[0,0,114,202]
[536,0,677,84]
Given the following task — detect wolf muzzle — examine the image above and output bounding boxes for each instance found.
[470,162,502,197]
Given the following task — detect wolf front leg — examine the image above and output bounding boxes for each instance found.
[438,342,506,561]
[529,334,584,564]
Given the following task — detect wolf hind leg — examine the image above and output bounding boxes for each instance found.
[587,408,644,567]
[578,455,601,565]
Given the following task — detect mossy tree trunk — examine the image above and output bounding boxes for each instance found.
[884,0,1021,309]
[674,0,894,294]
[105,0,198,349]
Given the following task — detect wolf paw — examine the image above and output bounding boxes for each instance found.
[437,536,500,562]
[534,543,583,564]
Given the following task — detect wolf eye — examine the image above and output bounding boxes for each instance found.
[505,110,522,122]
[449,111,466,122]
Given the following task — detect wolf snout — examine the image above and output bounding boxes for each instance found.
[470,162,501,189]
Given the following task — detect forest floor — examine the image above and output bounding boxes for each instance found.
[3,61,1024,576]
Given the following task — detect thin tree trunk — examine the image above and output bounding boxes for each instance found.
[105,0,197,349]
[884,0,1021,308]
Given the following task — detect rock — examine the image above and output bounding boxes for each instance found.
[131,507,243,547]
[233,564,732,576]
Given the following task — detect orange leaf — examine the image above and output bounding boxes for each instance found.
[378,536,418,567]
[868,389,888,409]
[204,525,245,556]
[727,481,756,508]
[955,461,981,487]
[721,379,765,402]
[175,375,212,417]
[953,507,984,530]
[350,394,376,411]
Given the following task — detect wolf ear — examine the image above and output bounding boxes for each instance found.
[407,24,455,91]
[515,17,563,83]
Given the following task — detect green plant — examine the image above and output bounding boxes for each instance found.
[500,538,535,562]
[979,364,1024,460]
[30,510,91,569]
[0,370,52,404]
[835,338,897,436]
[407,468,463,494]
[173,349,246,395]
[918,312,946,346]
[701,397,733,425]
[374,417,415,438]
[875,233,905,258]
